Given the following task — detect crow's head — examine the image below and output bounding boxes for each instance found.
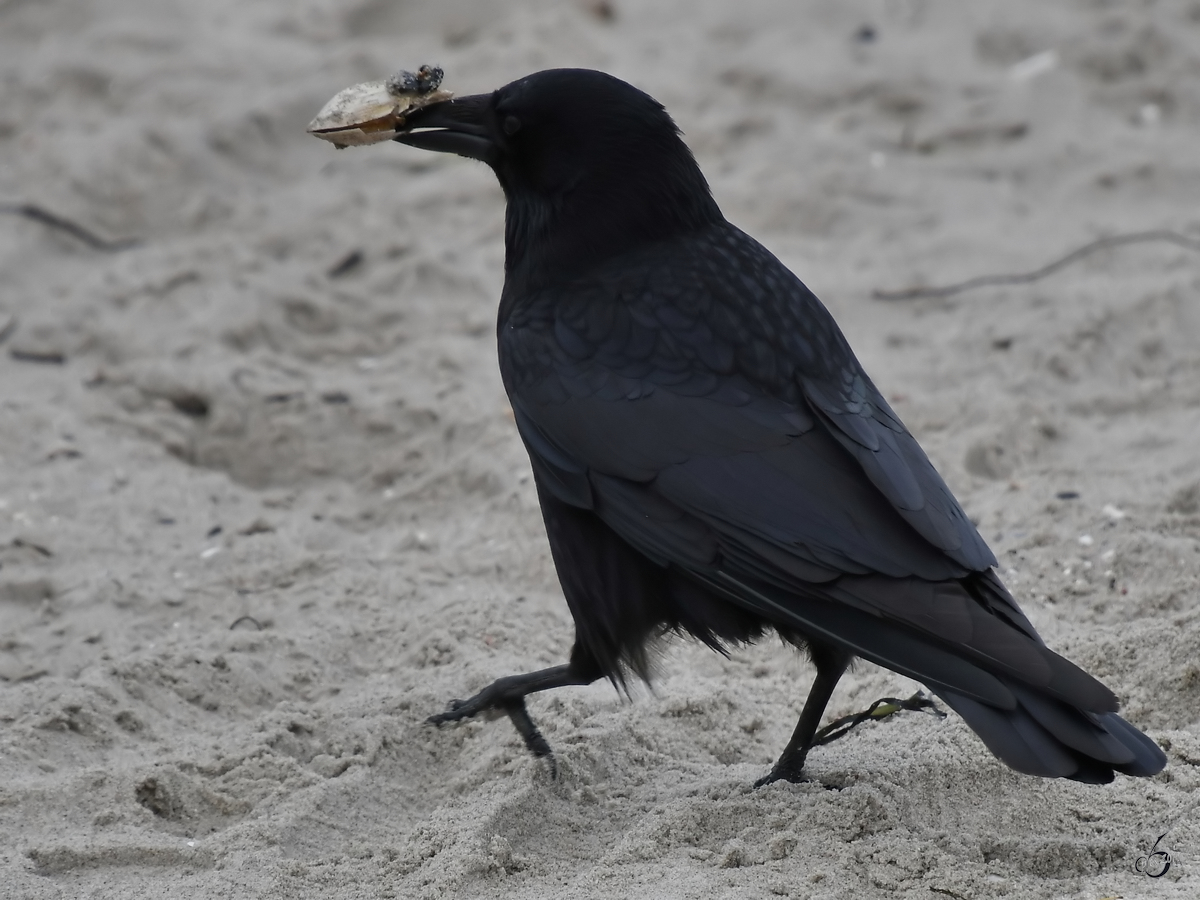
[395,69,723,285]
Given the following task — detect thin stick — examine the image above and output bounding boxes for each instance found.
[873,230,1200,301]
[0,202,140,251]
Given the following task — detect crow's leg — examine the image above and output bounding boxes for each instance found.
[756,643,851,786]
[427,644,601,776]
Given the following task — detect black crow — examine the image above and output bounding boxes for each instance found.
[390,69,1165,784]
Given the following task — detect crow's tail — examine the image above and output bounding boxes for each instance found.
[933,683,1165,783]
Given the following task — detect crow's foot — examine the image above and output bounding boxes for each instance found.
[427,665,594,778]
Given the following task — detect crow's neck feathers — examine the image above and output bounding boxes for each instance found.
[498,94,723,295]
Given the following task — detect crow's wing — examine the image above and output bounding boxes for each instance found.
[499,224,1125,719]
[502,223,994,579]
[513,384,965,581]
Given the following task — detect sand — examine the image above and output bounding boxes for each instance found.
[2,1,1199,897]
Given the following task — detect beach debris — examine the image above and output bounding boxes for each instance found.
[1008,50,1058,83]
[10,348,65,365]
[875,229,1200,301]
[0,202,139,251]
[327,249,363,278]
[308,66,450,149]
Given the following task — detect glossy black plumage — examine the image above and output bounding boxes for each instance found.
[398,69,1165,783]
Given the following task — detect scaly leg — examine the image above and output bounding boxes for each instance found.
[756,643,851,786]
[428,656,600,777]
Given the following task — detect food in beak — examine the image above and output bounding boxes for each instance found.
[307,65,451,149]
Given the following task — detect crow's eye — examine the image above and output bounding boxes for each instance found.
[503,115,522,136]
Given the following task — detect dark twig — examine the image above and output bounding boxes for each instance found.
[229,615,264,631]
[10,349,65,365]
[12,538,54,557]
[327,249,364,278]
[812,691,944,747]
[0,202,140,251]
[874,230,1200,301]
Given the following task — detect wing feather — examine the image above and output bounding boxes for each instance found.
[498,220,1150,780]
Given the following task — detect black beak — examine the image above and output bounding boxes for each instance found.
[394,93,496,164]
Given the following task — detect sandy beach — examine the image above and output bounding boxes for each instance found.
[2,1,1199,897]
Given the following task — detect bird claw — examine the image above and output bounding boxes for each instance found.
[753,762,809,788]
[426,691,559,777]
[425,699,471,727]
[754,767,843,791]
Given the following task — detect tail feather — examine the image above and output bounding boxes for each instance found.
[937,689,1079,778]
[1014,686,1135,766]
[1101,712,1168,777]
[701,568,1164,781]
[934,685,1166,783]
